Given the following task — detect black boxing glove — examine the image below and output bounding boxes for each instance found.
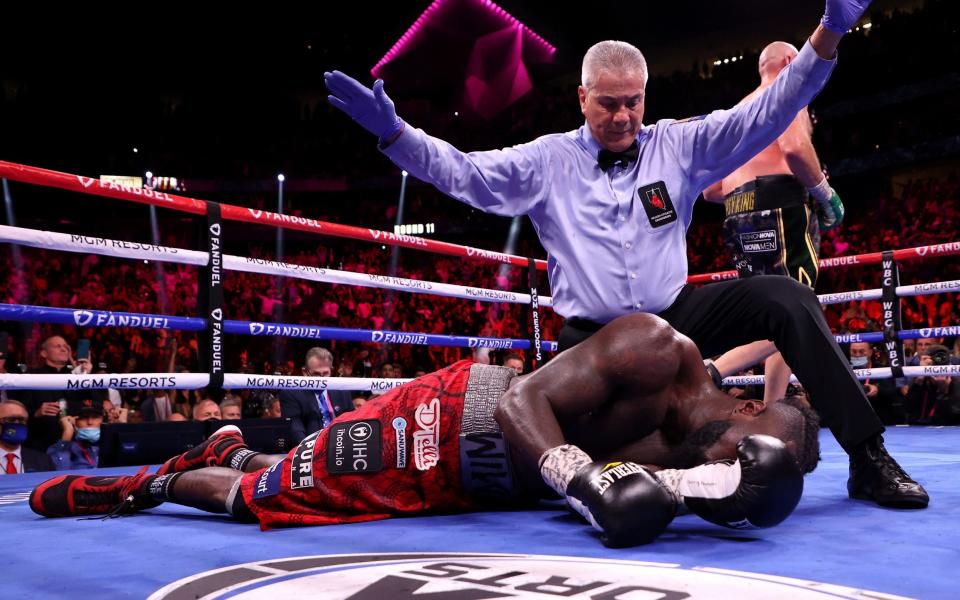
[655,434,803,529]
[540,445,677,547]
[567,461,678,547]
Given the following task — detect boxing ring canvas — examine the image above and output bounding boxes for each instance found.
[0,427,955,599]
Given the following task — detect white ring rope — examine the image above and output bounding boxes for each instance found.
[0,372,413,392]
[2,366,958,391]
[0,224,554,308]
[5,223,959,307]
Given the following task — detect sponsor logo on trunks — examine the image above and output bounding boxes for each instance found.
[327,419,382,474]
[724,190,756,216]
[739,229,778,253]
[392,417,408,469]
[290,430,321,489]
[413,398,441,471]
[152,553,906,599]
[637,181,677,228]
[252,460,283,500]
[459,433,513,502]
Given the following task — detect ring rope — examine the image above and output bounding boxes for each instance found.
[0,303,560,352]
[0,160,549,270]
[0,224,554,308]
[3,365,957,392]
[0,372,412,392]
[6,159,959,283]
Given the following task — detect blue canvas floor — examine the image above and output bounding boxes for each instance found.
[1,427,957,599]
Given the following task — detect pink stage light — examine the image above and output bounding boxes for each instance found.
[371,0,556,78]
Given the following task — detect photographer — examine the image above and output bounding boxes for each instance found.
[906,345,960,424]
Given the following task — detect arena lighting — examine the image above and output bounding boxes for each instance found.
[863,22,872,29]
[371,0,556,77]
[401,170,408,177]
[132,147,138,153]
[277,173,285,182]
[145,171,153,180]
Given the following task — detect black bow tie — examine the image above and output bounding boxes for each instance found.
[597,142,639,172]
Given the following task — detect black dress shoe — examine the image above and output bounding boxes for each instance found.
[848,435,929,508]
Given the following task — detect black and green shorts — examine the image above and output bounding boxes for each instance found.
[722,174,821,288]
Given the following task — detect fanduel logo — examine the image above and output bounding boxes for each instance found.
[73,310,95,326]
[248,209,263,219]
[249,323,266,335]
[211,308,223,321]
[78,177,97,188]
[209,223,221,236]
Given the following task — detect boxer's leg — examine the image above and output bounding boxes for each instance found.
[29,467,244,518]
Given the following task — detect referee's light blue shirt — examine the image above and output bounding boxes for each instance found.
[383,42,836,322]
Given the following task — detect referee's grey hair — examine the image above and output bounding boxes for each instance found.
[581,40,648,89]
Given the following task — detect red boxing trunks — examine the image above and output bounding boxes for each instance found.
[239,360,522,529]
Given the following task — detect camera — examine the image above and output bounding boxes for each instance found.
[929,348,950,367]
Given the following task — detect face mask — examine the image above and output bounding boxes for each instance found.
[850,356,869,369]
[76,428,101,444]
[1,423,28,445]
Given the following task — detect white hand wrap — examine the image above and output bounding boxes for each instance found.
[806,177,833,205]
[539,444,593,496]
[539,444,598,526]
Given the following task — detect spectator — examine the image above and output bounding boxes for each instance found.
[259,393,282,419]
[850,341,905,425]
[47,406,103,470]
[192,400,221,421]
[0,333,8,403]
[502,353,525,375]
[280,347,353,442]
[141,391,174,422]
[220,399,242,420]
[17,336,90,452]
[167,413,187,422]
[0,400,54,473]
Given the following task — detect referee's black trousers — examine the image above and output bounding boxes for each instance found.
[558,275,883,453]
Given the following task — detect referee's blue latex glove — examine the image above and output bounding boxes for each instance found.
[822,0,872,33]
[324,71,404,142]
